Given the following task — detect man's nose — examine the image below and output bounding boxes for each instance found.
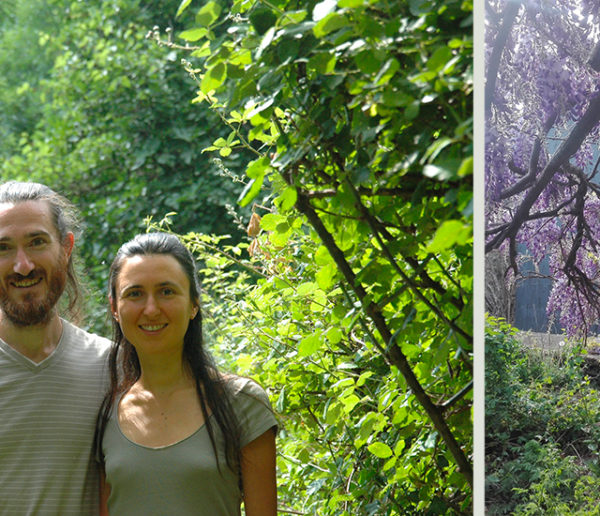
[14,248,35,276]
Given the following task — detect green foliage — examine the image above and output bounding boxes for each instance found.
[0,0,247,333]
[0,0,62,157]
[0,0,473,511]
[152,0,474,512]
[486,317,600,515]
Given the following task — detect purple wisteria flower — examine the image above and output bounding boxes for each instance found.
[486,0,600,336]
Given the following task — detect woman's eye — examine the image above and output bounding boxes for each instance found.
[124,290,142,298]
[31,238,47,247]
[161,288,175,296]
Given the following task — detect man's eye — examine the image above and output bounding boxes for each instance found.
[31,238,47,247]
[124,291,142,298]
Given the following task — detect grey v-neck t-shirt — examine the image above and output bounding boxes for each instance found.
[0,319,110,515]
[102,376,277,516]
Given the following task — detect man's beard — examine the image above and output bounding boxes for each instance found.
[0,266,67,327]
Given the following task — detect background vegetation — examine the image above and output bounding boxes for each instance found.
[1,0,473,513]
[1,0,247,325]
[486,318,600,515]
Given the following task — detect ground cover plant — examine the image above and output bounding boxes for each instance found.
[486,317,600,515]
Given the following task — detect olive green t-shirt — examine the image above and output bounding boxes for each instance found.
[102,376,277,516]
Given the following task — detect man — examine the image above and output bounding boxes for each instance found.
[0,181,110,515]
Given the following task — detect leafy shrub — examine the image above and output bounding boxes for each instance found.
[486,317,600,514]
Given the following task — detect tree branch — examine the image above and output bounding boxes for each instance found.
[485,0,522,117]
[293,189,473,487]
[486,92,600,253]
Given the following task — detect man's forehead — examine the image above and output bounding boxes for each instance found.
[0,201,57,239]
[0,200,52,215]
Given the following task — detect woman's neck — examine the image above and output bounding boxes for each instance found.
[135,352,194,395]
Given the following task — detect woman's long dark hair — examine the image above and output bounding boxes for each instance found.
[94,232,241,474]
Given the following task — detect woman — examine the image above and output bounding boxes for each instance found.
[94,233,277,516]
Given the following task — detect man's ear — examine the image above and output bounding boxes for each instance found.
[63,232,75,258]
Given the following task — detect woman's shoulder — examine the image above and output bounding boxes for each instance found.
[222,374,270,402]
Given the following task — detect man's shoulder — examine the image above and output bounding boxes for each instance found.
[61,319,112,358]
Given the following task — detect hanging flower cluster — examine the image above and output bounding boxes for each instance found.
[486,0,600,335]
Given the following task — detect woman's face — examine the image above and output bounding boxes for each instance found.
[112,254,198,358]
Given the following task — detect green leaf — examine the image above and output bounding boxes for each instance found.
[409,0,435,16]
[196,1,222,27]
[332,378,354,390]
[457,156,473,177]
[356,371,374,387]
[308,52,337,74]
[354,50,382,75]
[427,47,453,72]
[426,220,471,253]
[341,394,360,413]
[324,401,343,425]
[261,213,286,231]
[316,263,337,290]
[191,41,212,58]
[297,282,318,296]
[338,0,365,6]
[249,7,277,35]
[275,186,297,212]
[422,137,454,164]
[179,28,209,42]
[383,455,397,472]
[326,326,343,345]
[200,62,227,93]
[310,289,328,313]
[313,13,349,38]
[176,0,193,18]
[314,245,333,266]
[246,155,270,179]
[424,431,438,449]
[238,176,264,207]
[368,442,394,459]
[298,334,322,357]
[270,228,292,247]
[276,386,286,412]
[394,439,406,456]
[374,58,400,85]
[405,101,420,120]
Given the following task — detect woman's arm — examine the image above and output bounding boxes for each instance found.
[99,470,111,516]
[241,427,277,516]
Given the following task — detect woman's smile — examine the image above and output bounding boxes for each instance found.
[113,254,197,355]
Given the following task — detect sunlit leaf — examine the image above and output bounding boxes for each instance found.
[196,1,222,27]
[368,442,394,459]
[313,12,349,38]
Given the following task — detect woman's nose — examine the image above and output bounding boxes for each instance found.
[142,295,161,316]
